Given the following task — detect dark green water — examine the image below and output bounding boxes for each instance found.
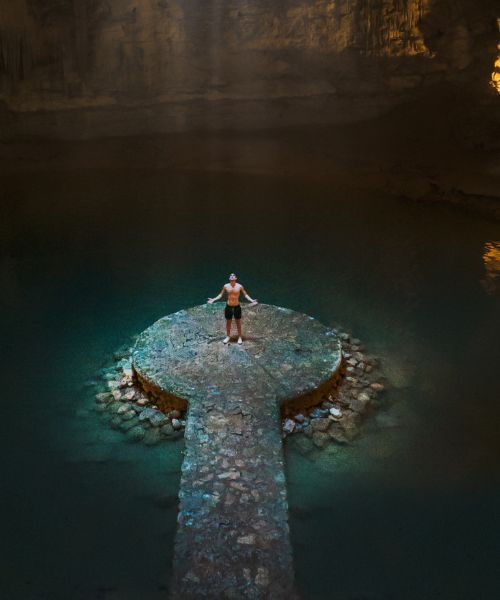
[1,169,499,599]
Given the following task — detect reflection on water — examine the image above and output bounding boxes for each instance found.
[1,169,499,599]
[481,241,500,293]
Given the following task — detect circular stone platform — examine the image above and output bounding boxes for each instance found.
[132,302,342,410]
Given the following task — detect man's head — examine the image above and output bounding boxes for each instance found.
[229,273,237,282]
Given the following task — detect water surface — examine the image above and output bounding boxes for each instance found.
[1,168,499,599]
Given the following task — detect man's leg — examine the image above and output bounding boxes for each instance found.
[235,304,243,343]
[223,304,232,343]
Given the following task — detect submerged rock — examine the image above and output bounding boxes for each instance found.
[312,431,329,448]
[95,392,112,404]
[126,425,145,442]
[160,422,175,437]
[144,428,162,446]
[311,417,330,432]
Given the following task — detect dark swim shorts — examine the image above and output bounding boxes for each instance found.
[224,303,242,320]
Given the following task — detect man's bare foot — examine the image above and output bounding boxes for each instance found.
[237,337,243,344]
[223,336,230,344]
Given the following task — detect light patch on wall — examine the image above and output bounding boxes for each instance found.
[490,19,500,94]
[481,241,500,294]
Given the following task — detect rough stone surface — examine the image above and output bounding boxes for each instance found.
[132,303,341,599]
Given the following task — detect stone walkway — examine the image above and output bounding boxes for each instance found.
[132,303,342,599]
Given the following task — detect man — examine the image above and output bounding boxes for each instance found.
[207,273,258,344]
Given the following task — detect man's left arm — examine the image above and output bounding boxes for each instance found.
[241,287,258,304]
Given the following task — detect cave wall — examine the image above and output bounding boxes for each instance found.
[0,0,498,137]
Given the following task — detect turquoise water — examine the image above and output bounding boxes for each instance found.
[1,168,499,599]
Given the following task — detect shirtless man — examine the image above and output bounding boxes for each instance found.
[207,273,258,344]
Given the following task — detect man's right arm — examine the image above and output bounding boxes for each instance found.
[208,286,226,303]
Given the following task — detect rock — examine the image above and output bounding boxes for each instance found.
[149,410,167,427]
[160,422,175,437]
[329,406,343,418]
[283,419,295,434]
[237,534,255,545]
[117,403,131,415]
[310,407,328,418]
[218,471,240,480]
[349,392,371,413]
[321,400,334,409]
[110,416,122,429]
[347,357,358,367]
[108,402,122,414]
[342,424,359,441]
[136,396,149,406]
[370,382,385,392]
[172,418,182,430]
[122,389,136,401]
[99,412,113,423]
[365,365,373,373]
[328,425,350,444]
[358,392,371,403]
[120,417,139,432]
[144,428,162,446]
[312,431,329,448]
[302,424,313,437]
[126,425,145,442]
[121,410,136,421]
[340,413,360,440]
[95,392,112,404]
[255,567,270,586]
[138,407,158,422]
[352,338,361,346]
[294,413,306,423]
[111,389,122,401]
[311,417,330,432]
[169,409,181,419]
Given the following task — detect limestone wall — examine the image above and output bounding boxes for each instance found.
[0,0,498,137]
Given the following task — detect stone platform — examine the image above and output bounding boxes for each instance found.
[132,303,342,599]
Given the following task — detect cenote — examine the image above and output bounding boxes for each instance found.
[1,164,499,599]
[1,1,500,598]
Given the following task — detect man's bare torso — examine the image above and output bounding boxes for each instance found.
[225,283,243,306]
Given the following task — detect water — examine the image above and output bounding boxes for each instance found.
[1,167,499,599]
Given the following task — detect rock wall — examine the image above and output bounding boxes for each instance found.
[0,0,498,137]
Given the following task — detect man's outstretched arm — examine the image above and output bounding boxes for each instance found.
[207,286,226,304]
[242,287,258,304]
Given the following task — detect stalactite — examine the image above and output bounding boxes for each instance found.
[0,30,33,80]
[0,0,34,81]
